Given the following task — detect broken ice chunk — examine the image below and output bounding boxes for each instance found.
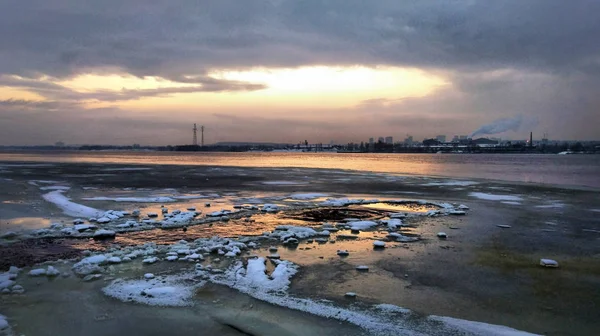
[540,259,559,268]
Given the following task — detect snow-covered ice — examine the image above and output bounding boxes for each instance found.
[103,274,203,307]
[540,259,559,268]
[429,315,538,336]
[501,201,522,205]
[469,192,523,202]
[262,181,308,185]
[289,193,328,200]
[93,229,116,239]
[0,314,9,331]
[42,190,103,217]
[84,196,178,203]
[373,241,386,248]
[349,221,378,231]
[423,180,479,187]
[28,268,47,277]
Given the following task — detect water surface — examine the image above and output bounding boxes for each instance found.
[1,151,599,188]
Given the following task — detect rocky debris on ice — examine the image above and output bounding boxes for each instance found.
[540,259,559,268]
[437,232,448,239]
[356,265,369,271]
[497,225,512,229]
[449,210,466,215]
[93,229,116,239]
[28,266,60,277]
[345,292,357,298]
[268,246,278,252]
[458,204,469,210]
[337,250,349,256]
[147,212,158,218]
[144,273,155,279]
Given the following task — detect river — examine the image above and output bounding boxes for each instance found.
[1,151,599,188]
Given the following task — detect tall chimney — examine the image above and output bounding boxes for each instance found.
[529,132,533,147]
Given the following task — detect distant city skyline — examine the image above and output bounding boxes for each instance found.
[1,2,599,145]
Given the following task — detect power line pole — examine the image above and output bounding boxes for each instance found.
[193,123,198,146]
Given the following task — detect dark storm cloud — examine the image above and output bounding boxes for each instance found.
[2,0,599,78]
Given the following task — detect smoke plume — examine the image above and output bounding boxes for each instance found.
[471,115,525,138]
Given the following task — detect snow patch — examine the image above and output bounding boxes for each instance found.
[289,193,328,200]
[469,192,523,202]
[42,190,103,218]
[82,196,176,203]
[423,180,478,187]
[102,274,203,306]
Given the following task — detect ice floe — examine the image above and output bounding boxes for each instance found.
[422,180,479,187]
[103,274,203,307]
[0,314,9,331]
[262,181,308,185]
[349,221,378,231]
[469,192,523,202]
[540,259,559,268]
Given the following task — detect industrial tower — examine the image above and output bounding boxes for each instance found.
[193,124,198,146]
[201,125,205,147]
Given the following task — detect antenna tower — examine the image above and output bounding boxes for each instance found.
[193,123,198,146]
[201,125,205,147]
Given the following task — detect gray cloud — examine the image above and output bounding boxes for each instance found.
[0,0,599,143]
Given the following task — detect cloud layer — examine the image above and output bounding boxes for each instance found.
[1,0,599,144]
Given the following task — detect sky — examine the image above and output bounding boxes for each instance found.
[1,0,599,145]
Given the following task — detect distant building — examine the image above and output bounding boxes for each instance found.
[385,136,393,144]
[55,141,65,147]
[423,138,441,146]
[459,135,468,140]
[378,137,385,143]
[404,135,414,145]
[369,138,374,146]
[452,135,459,142]
[436,135,446,143]
[473,138,499,145]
